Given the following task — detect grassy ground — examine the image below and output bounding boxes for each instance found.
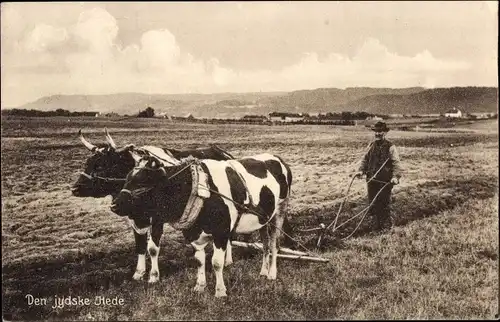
[1,117,498,320]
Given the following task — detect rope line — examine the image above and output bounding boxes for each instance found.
[196,184,319,257]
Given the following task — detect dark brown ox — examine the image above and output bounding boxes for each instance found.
[71,129,238,278]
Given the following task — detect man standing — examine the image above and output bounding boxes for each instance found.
[355,121,402,232]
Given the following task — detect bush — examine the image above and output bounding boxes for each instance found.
[137,107,155,118]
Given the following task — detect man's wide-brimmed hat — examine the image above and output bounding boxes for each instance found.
[371,121,390,132]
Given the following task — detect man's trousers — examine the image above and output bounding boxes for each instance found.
[367,180,394,231]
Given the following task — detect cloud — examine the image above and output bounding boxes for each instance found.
[1,7,487,107]
[1,5,27,53]
[216,38,472,91]
[139,30,180,69]
[73,8,118,54]
[24,24,68,53]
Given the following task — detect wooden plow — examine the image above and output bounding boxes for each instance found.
[231,241,330,263]
[300,160,393,249]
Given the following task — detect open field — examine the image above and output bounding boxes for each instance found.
[1,117,498,320]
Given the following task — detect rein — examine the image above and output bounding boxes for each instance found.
[80,172,127,183]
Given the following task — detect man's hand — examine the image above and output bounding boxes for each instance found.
[390,177,400,185]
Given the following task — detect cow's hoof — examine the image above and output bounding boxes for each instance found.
[148,272,160,284]
[215,289,227,298]
[224,259,233,267]
[193,284,206,293]
[267,269,277,280]
[132,271,145,280]
[259,270,268,277]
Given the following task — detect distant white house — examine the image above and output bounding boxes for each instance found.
[268,112,304,123]
[365,115,383,121]
[444,108,462,118]
[469,112,492,119]
[156,112,169,119]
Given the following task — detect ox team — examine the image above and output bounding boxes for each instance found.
[72,130,292,297]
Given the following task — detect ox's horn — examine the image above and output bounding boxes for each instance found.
[78,129,98,152]
[104,127,117,149]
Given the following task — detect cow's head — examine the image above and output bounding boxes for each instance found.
[110,156,191,218]
[71,129,139,198]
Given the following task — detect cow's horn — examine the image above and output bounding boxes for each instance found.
[104,127,117,149]
[79,129,97,151]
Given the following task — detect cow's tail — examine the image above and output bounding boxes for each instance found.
[210,144,235,160]
[280,161,296,249]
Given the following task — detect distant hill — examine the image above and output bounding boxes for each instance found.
[257,87,427,112]
[16,92,286,116]
[11,87,497,118]
[341,87,498,115]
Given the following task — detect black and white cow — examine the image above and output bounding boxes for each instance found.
[71,129,238,280]
[110,153,293,297]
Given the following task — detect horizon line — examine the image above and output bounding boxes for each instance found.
[3,85,498,109]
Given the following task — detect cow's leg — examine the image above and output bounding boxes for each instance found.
[268,202,287,280]
[259,225,270,277]
[133,230,148,280]
[148,222,164,283]
[225,239,233,266]
[212,235,229,297]
[191,232,211,293]
[268,216,283,280]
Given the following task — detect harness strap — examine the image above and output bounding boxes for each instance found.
[231,211,244,239]
[128,218,151,235]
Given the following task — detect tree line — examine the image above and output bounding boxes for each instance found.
[1,108,98,117]
[1,107,386,122]
[1,107,157,118]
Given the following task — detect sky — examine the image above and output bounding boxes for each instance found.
[1,1,498,107]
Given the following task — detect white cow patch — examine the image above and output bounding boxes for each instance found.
[243,153,279,163]
[227,159,281,207]
[234,213,267,233]
[243,153,291,201]
[202,160,242,230]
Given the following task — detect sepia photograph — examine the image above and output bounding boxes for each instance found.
[1,1,498,320]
